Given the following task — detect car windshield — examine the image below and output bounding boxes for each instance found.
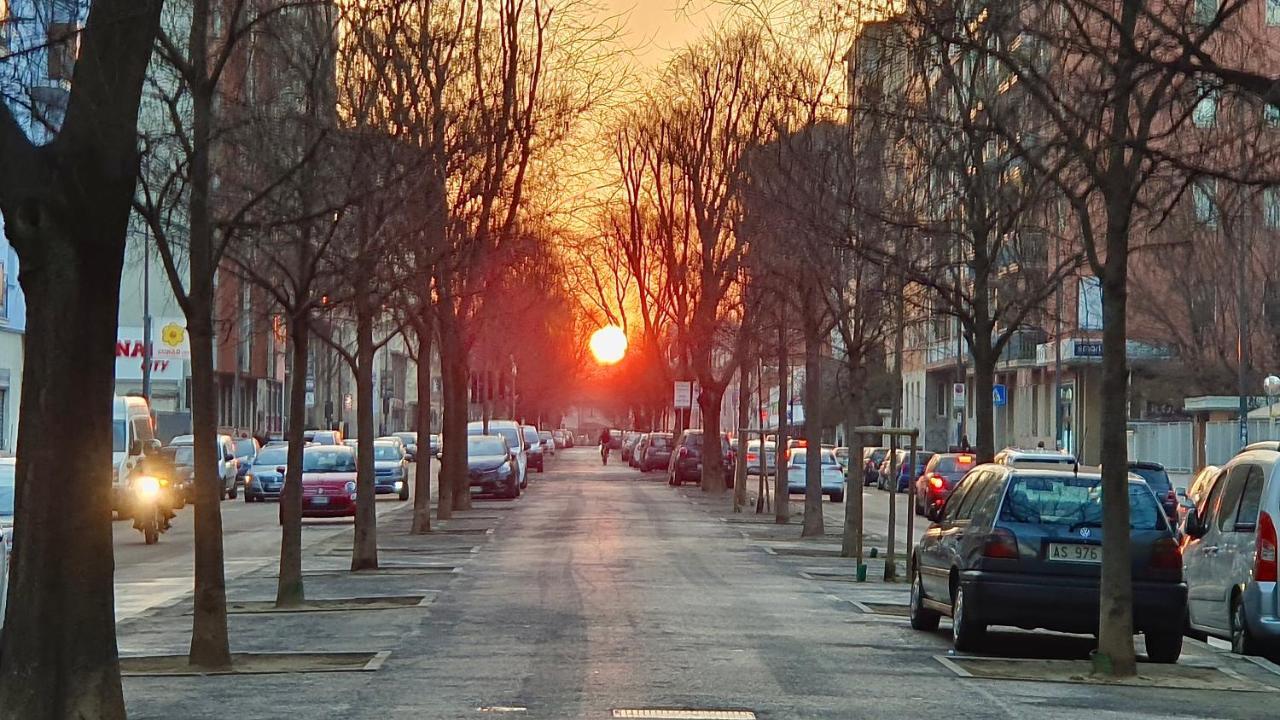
[0,464,13,517]
[869,449,888,464]
[172,446,195,466]
[1129,465,1172,495]
[394,433,416,444]
[256,447,287,466]
[999,475,1165,530]
[539,431,552,440]
[469,436,507,457]
[523,428,540,444]
[373,445,402,461]
[302,449,356,472]
[112,420,127,453]
[233,439,256,457]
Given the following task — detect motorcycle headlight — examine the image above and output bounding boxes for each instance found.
[134,475,161,499]
[344,481,357,494]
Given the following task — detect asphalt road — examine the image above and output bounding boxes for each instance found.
[120,447,1280,719]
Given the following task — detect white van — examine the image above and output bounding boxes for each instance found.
[111,395,157,511]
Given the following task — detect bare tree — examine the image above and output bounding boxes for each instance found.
[0,1,163,714]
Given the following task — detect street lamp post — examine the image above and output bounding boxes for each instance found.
[1265,375,1280,440]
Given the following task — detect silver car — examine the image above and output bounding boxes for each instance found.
[1183,445,1280,656]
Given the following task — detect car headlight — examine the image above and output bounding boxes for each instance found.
[133,475,161,499]
[344,481,356,494]
[497,464,512,477]
[245,473,255,486]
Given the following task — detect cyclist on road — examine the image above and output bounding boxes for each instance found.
[598,428,612,465]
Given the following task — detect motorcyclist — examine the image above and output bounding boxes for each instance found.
[598,428,612,465]
[134,449,178,531]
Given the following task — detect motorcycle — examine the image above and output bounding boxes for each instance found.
[130,474,172,544]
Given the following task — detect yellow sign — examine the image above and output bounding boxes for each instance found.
[161,323,185,348]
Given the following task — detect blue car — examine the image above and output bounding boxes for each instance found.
[881,450,935,493]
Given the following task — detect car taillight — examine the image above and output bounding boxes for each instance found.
[928,474,945,490]
[1255,511,1278,582]
[981,528,1019,559]
[747,452,758,462]
[1149,536,1183,573]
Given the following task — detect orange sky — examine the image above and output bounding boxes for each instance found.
[598,0,727,68]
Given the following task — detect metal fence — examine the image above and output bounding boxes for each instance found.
[1205,419,1280,466]
[1126,422,1193,472]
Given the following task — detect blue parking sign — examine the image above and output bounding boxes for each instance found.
[993,384,1007,407]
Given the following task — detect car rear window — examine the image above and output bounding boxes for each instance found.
[936,455,977,475]
[256,447,287,465]
[233,439,257,457]
[868,449,888,465]
[999,475,1165,530]
[649,436,672,449]
[1129,465,1171,495]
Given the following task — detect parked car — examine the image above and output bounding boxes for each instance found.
[630,433,649,468]
[1118,460,1178,524]
[1182,447,1280,656]
[993,447,1077,470]
[1186,464,1220,509]
[639,432,674,472]
[429,434,441,456]
[879,450,935,492]
[244,443,288,502]
[370,440,410,500]
[467,434,521,499]
[909,465,1185,662]
[564,432,575,448]
[392,431,418,462]
[304,429,342,446]
[913,452,978,515]
[539,430,556,456]
[0,458,12,633]
[552,430,568,449]
[863,447,890,487]
[609,430,624,450]
[833,447,850,471]
[668,430,734,487]
[169,433,239,499]
[745,440,777,476]
[785,447,846,502]
[378,435,407,454]
[522,425,545,473]
[299,445,358,518]
[621,431,642,462]
[231,436,259,492]
[469,420,527,488]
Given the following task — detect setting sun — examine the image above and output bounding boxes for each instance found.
[589,325,628,365]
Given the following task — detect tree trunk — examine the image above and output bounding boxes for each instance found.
[436,305,468,516]
[774,320,789,524]
[842,368,865,560]
[699,375,726,494]
[1095,216,1136,677]
[801,302,824,538]
[411,312,433,534]
[972,339,996,465]
[351,289,378,571]
[276,317,309,606]
[733,364,749,511]
[0,1,162,707]
[186,50,232,667]
[0,212,129,717]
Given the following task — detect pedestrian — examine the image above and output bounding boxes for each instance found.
[959,435,971,452]
[1036,440,1045,449]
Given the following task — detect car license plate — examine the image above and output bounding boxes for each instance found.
[310,496,330,506]
[1048,543,1100,563]
[470,486,482,494]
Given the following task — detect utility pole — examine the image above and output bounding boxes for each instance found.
[1237,219,1250,450]
[1054,282,1063,450]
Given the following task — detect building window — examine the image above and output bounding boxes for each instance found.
[46,23,80,83]
[1193,179,1218,228]
[1269,0,1280,25]
[1266,187,1280,229]
[0,261,8,322]
[1192,79,1218,128]
[1194,0,1219,24]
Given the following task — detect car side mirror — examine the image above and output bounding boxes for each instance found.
[224,453,235,463]
[925,504,943,522]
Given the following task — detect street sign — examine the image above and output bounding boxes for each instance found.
[674,381,693,409]
[305,390,315,408]
[993,384,1007,407]
[953,382,967,409]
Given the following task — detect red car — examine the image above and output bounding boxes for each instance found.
[300,445,358,518]
[913,452,976,516]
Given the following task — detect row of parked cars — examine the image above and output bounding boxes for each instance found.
[904,442,1280,663]
[613,429,738,488]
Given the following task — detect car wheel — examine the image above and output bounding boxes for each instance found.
[1232,595,1263,656]
[510,478,522,499]
[910,569,940,631]
[830,491,844,503]
[951,583,985,652]
[227,484,237,500]
[398,484,410,501]
[1144,629,1183,663]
